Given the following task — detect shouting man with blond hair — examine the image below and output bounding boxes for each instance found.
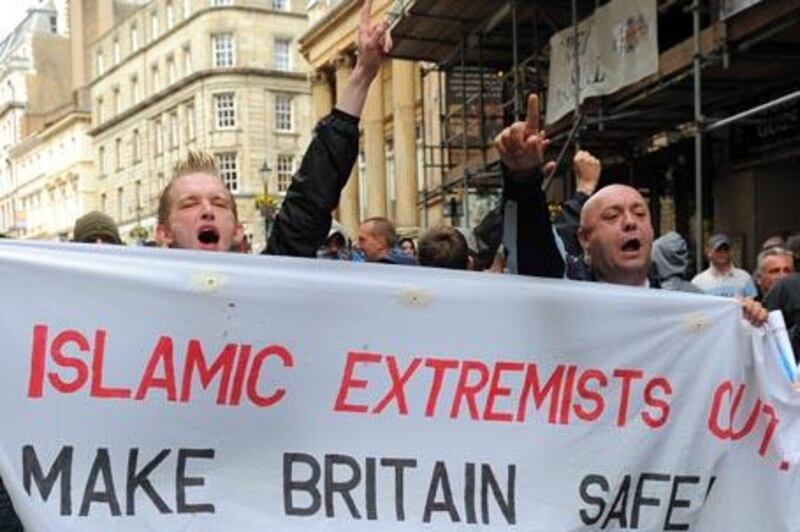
[155,0,390,257]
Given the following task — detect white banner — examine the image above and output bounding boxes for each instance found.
[2,241,800,531]
[546,0,659,125]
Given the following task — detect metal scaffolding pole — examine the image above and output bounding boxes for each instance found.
[706,89,800,132]
[460,34,470,228]
[478,33,488,168]
[692,0,704,273]
[569,0,581,199]
[511,0,521,120]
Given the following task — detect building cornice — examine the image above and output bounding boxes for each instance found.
[9,110,91,159]
[89,67,308,137]
[299,0,359,56]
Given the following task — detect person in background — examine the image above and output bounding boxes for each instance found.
[398,237,416,258]
[691,233,757,298]
[357,217,416,265]
[72,211,122,245]
[754,247,795,300]
[651,231,703,293]
[318,221,351,260]
[418,226,471,270]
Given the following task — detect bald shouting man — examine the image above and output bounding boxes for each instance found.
[497,94,767,324]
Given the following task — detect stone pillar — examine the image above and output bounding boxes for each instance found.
[392,60,419,234]
[310,69,333,121]
[363,64,387,218]
[333,53,360,238]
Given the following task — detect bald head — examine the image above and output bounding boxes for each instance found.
[577,184,654,286]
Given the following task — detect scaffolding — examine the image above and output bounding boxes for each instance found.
[390,0,800,270]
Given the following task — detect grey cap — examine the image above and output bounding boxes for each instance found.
[707,233,731,251]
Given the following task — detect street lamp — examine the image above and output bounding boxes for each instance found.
[258,161,272,192]
[256,160,276,241]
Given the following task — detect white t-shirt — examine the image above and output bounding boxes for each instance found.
[691,266,757,298]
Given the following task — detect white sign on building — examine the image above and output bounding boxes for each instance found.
[546,0,658,125]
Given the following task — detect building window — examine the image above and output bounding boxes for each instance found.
[115,138,123,170]
[211,0,233,6]
[185,103,196,140]
[154,119,164,155]
[135,180,142,214]
[212,33,234,67]
[170,111,179,149]
[131,23,139,51]
[131,76,140,104]
[167,1,175,29]
[96,51,105,76]
[151,11,160,41]
[183,45,192,75]
[96,97,104,124]
[100,193,107,213]
[167,56,177,85]
[49,15,58,33]
[274,38,291,71]
[275,95,292,131]
[277,154,294,192]
[272,0,288,11]
[133,129,141,162]
[113,39,121,65]
[98,146,106,175]
[216,153,238,192]
[183,0,192,17]
[113,88,121,115]
[152,65,161,93]
[214,92,236,129]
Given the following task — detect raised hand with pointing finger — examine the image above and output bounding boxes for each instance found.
[495,94,551,174]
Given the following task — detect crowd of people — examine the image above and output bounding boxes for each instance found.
[0,0,797,528]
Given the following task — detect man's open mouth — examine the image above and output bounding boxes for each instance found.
[622,238,641,252]
[198,228,220,245]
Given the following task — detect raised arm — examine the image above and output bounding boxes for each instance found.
[265,0,390,257]
[497,94,565,278]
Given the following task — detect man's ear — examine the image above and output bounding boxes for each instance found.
[577,226,591,264]
[233,223,245,246]
[155,224,174,247]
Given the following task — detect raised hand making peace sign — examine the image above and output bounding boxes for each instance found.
[356,0,393,79]
[336,0,393,118]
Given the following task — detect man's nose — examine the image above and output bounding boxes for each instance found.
[199,200,215,219]
[622,211,638,230]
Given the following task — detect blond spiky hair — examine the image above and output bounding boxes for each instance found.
[173,150,219,180]
[157,150,238,225]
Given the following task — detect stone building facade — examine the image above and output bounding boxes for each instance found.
[89,0,312,248]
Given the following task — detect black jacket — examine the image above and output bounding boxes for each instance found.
[264,109,359,257]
